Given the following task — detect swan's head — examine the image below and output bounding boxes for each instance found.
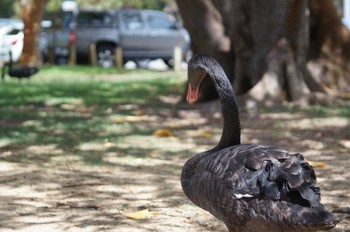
[186,54,209,104]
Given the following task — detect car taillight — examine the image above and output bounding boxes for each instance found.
[69,31,76,45]
[11,37,23,45]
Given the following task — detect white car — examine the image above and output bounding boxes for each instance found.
[0,18,24,63]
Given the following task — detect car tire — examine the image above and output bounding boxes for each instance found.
[97,45,115,68]
[164,49,192,68]
[164,59,173,68]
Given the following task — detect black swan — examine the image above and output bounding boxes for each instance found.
[181,54,339,232]
[1,52,38,80]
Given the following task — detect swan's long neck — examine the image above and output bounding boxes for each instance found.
[207,67,241,150]
[8,52,13,71]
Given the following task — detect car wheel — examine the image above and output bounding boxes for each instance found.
[164,49,193,67]
[97,45,115,68]
[164,59,173,68]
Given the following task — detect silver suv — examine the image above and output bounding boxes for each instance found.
[76,9,191,68]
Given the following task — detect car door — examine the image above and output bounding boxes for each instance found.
[75,11,117,56]
[143,11,180,57]
[120,10,149,58]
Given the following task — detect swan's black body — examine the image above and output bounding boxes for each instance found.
[8,65,38,78]
[1,53,38,80]
[181,54,339,232]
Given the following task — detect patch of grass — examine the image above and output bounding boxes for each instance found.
[260,104,350,118]
[40,65,130,75]
[0,66,185,165]
[307,105,350,118]
[0,68,184,107]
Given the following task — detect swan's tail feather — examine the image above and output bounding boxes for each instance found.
[298,206,339,230]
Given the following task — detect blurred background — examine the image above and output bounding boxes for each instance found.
[0,0,189,71]
[0,1,349,231]
[1,0,350,103]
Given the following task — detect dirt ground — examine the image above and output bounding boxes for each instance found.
[0,98,349,232]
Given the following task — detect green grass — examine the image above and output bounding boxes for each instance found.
[0,66,184,106]
[260,104,350,118]
[306,105,350,118]
[1,65,347,166]
[0,66,186,165]
[40,65,132,75]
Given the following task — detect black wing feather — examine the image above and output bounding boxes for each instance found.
[203,144,320,206]
[182,144,338,231]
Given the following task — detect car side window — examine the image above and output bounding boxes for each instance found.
[7,29,21,35]
[78,12,113,27]
[147,15,174,29]
[122,13,144,31]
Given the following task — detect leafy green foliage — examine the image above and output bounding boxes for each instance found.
[0,0,15,17]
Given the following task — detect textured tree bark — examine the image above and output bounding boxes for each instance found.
[176,0,350,103]
[177,0,233,101]
[18,0,48,66]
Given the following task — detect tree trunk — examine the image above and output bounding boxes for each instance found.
[176,0,350,103]
[18,0,48,66]
[176,0,233,101]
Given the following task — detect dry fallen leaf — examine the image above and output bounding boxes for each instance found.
[104,139,117,148]
[126,209,154,220]
[60,104,76,111]
[187,129,212,138]
[133,109,145,116]
[153,129,173,137]
[305,159,326,168]
[113,115,149,123]
[198,129,212,138]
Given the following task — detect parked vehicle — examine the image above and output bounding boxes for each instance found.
[0,18,24,63]
[40,12,75,64]
[41,9,191,68]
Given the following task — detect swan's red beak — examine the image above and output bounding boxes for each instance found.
[186,83,199,104]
